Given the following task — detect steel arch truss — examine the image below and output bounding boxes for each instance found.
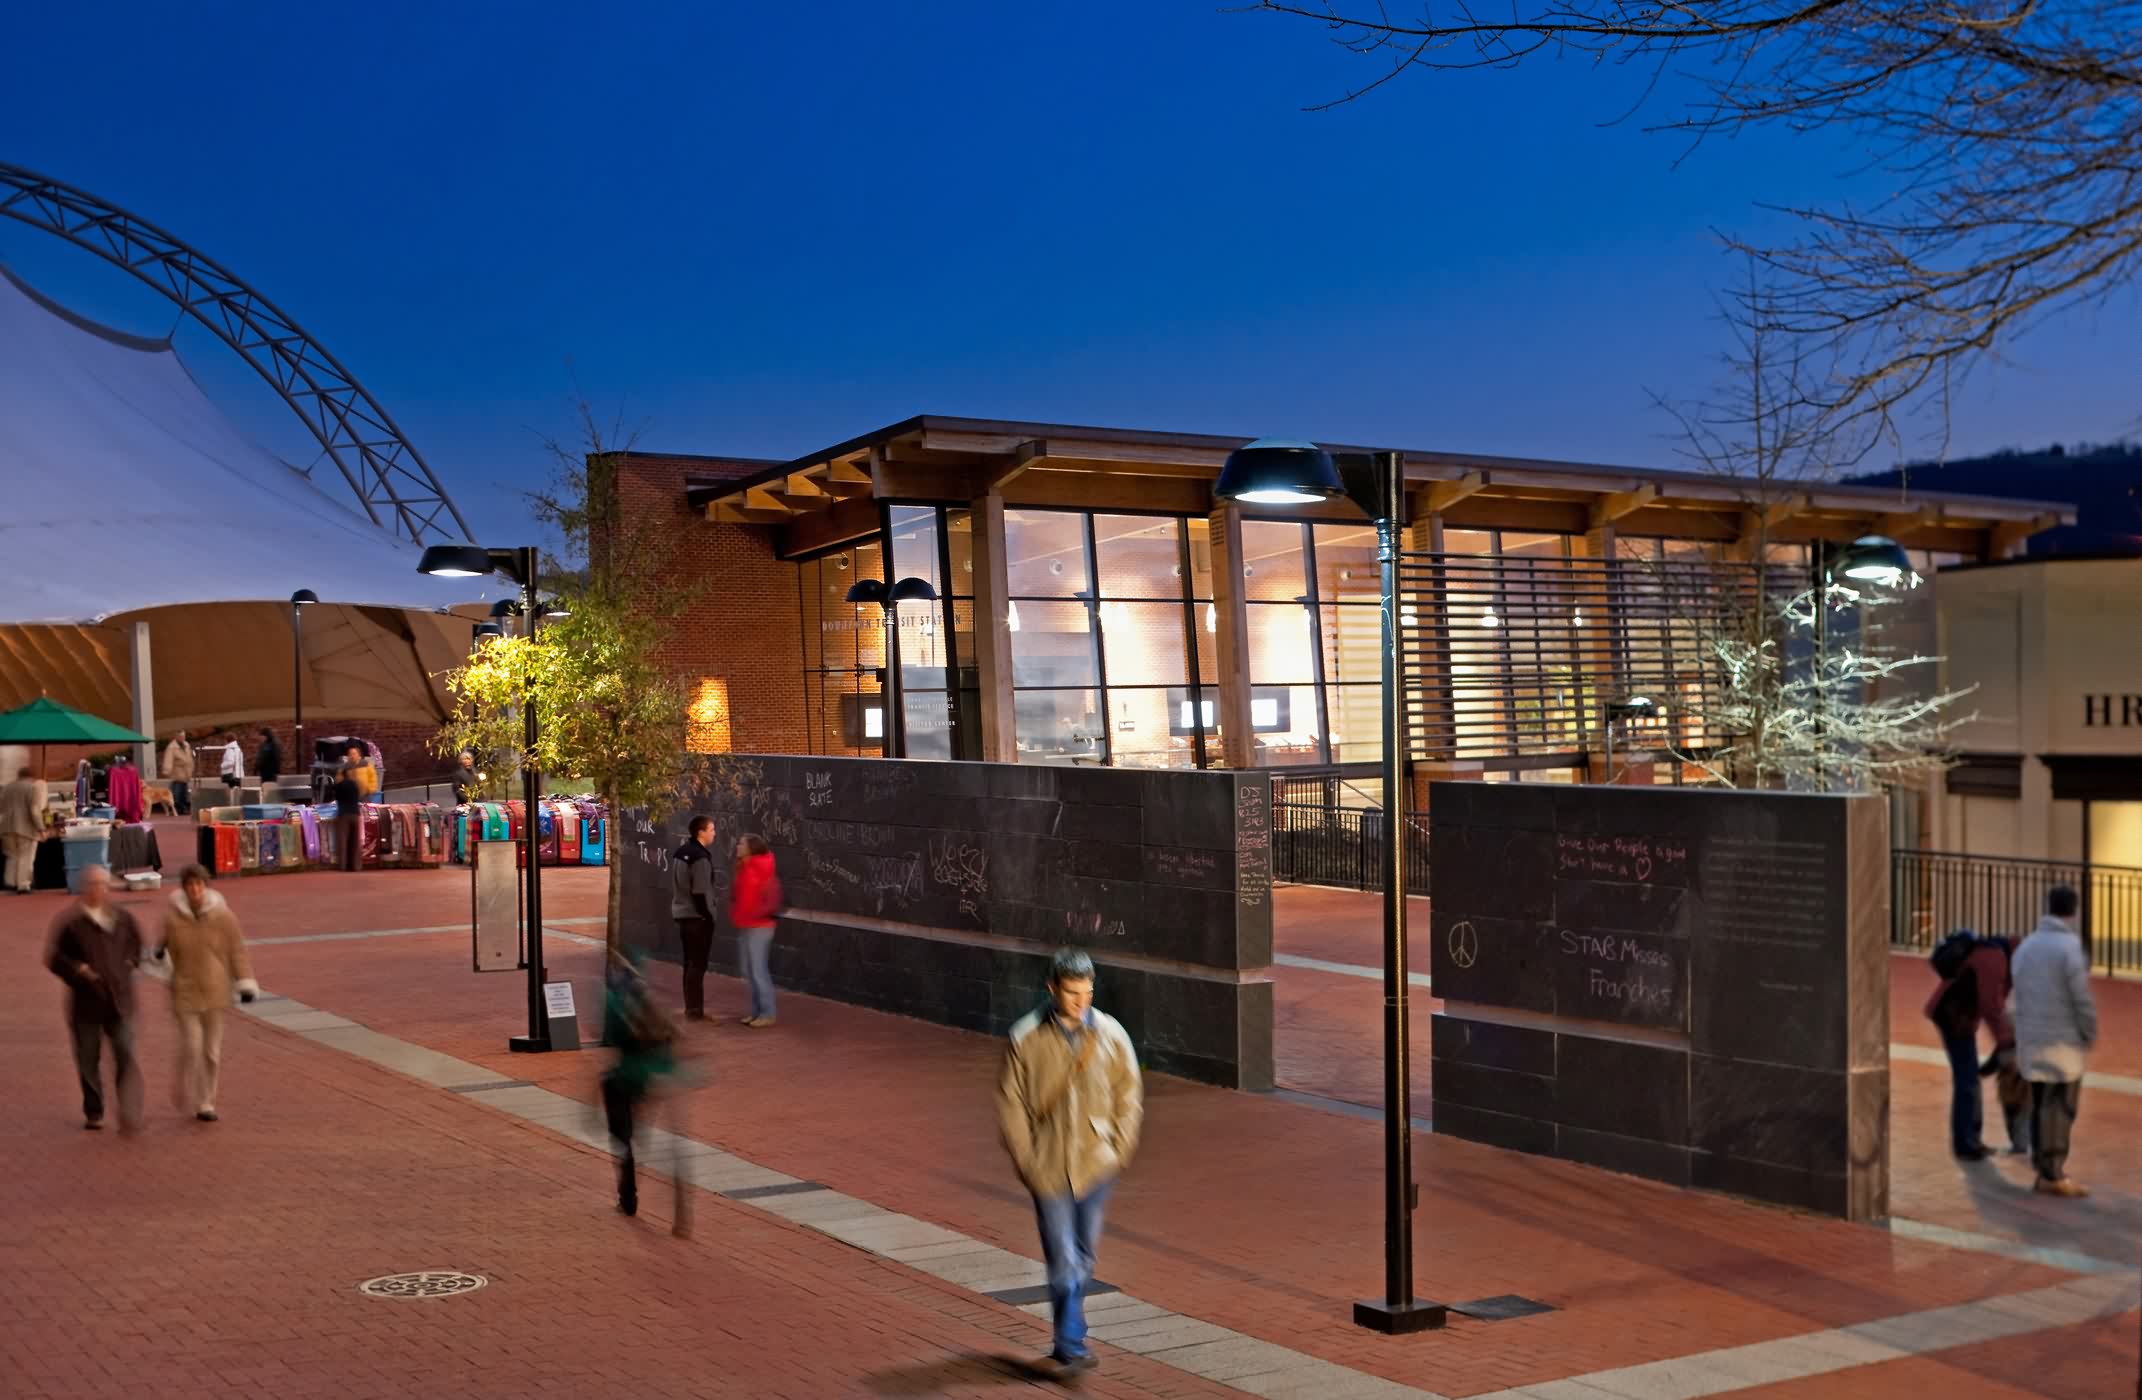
[0,162,471,543]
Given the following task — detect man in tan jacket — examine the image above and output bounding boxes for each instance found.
[996,947,1142,1376]
[158,865,259,1122]
[160,731,195,816]
[1,765,47,893]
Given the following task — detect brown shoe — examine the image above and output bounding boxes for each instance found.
[2033,1177,2089,1198]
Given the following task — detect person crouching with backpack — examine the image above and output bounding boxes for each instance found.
[1925,927,2017,1162]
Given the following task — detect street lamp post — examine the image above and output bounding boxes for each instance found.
[290,589,317,796]
[845,577,939,758]
[420,542,552,1053]
[1809,535,1914,792]
[1216,438,1446,1336]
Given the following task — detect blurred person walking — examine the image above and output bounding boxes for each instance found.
[160,731,194,815]
[2,764,46,894]
[669,815,717,1020]
[601,949,677,1218]
[255,729,282,788]
[157,865,259,1122]
[45,866,144,1132]
[731,835,782,1028]
[2012,884,2099,1197]
[996,948,1143,1377]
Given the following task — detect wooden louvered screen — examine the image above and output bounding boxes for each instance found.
[1394,551,1791,763]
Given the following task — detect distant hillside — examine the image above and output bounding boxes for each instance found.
[1850,443,2142,557]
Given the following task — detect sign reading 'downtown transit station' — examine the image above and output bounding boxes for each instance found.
[1429,782,1891,1221]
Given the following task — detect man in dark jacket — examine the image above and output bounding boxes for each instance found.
[1925,930,2016,1161]
[256,729,283,786]
[669,816,718,1019]
[331,745,364,871]
[45,865,145,1132]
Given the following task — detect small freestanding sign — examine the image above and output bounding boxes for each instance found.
[542,980,581,1052]
[472,840,519,972]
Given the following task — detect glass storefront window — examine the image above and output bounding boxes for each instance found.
[1325,684,1382,765]
[1184,517,1215,600]
[1240,520,1309,601]
[1313,524,1380,603]
[1007,510,1090,597]
[1009,600,1099,688]
[1250,683,1321,766]
[1248,600,1316,685]
[900,688,954,761]
[1318,604,1381,686]
[886,505,945,596]
[1104,687,1198,770]
[1014,688,1106,763]
[944,508,974,596]
[1094,515,1186,599]
[1101,600,1190,686]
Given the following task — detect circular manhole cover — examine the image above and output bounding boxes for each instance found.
[358,1271,488,1300]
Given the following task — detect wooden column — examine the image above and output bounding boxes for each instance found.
[1208,504,1255,768]
[969,493,1018,763]
[1573,523,1623,758]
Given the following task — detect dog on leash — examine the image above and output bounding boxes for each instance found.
[144,782,177,815]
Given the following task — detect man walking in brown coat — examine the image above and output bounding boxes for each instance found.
[996,948,1143,1376]
[46,866,145,1132]
[158,865,260,1122]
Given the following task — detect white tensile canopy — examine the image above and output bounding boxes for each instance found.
[0,264,500,763]
[0,263,490,621]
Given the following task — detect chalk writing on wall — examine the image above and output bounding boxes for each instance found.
[927,835,990,917]
[862,767,917,807]
[807,848,863,898]
[1063,906,1128,940]
[1235,782,1271,909]
[1553,832,1689,884]
[1557,929,1681,1023]
[805,771,834,809]
[864,852,923,913]
[1149,847,1219,884]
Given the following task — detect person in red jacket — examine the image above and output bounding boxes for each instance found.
[1925,930,2017,1161]
[730,835,782,1028]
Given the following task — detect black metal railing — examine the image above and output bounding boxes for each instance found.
[1272,802,1431,894]
[1892,848,2142,975]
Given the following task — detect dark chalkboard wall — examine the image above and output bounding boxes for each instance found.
[621,755,1275,1087]
[1429,780,1890,1220]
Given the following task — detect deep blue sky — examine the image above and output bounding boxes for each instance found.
[5,2,2135,544]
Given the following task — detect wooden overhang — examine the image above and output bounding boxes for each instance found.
[696,415,2077,561]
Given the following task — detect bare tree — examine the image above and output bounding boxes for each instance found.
[1250,1,2142,439]
[1630,279,1976,789]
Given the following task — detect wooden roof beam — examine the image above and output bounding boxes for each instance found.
[1877,503,1940,538]
[1757,493,1813,531]
[1589,482,1657,527]
[709,502,796,525]
[743,485,797,515]
[1987,511,2063,559]
[986,440,1047,492]
[1423,471,1488,515]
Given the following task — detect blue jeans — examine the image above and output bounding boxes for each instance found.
[1939,1021,1985,1154]
[741,928,775,1019]
[1034,1180,1112,1361]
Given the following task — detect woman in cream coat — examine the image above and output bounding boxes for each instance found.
[158,865,259,1122]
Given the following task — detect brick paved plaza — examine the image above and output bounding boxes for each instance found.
[5,849,2138,1398]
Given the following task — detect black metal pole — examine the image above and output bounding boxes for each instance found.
[1355,449,1446,1335]
[1813,543,1828,793]
[884,605,903,759]
[292,604,304,781]
[511,545,549,1053]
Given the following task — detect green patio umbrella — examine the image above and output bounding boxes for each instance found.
[0,697,149,745]
[0,697,150,783]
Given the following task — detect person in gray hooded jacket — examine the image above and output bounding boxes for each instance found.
[668,815,718,1020]
[2010,884,2098,1197]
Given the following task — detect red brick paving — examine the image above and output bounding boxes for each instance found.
[7,867,2139,1398]
[0,880,1234,1400]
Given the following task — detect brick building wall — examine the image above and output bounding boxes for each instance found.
[609,453,809,756]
